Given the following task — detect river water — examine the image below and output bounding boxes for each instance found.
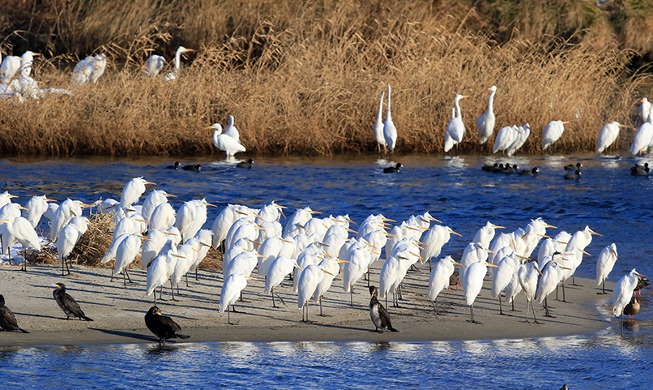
[0,153,651,388]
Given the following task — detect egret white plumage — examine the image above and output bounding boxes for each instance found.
[312,257,347,316]
[503,272,523,312]
[492,125,518,154]
[120,177,155,208]
[383,84,397,152]
[211,204,241,249]
[640,97,651,123]
[101,233,129,267]
[164,46,193,81]
[149,203,176,232]
[595,243,618,294]
[460,242,493,279]
[0,55,22,84]
[297,264,329,322]
[56,216,89,275]
[189,229,213,280]
[114,233,145,286]
[444,108,457,153]
[211,123,246,157]
[428,256,462,313]
[146,242,182,303]
[224,115,240,142]
[223,251,258,279]
[444,94,467,152]
[143,54,166,77]
[170,241,198,291]
[542,120,568,150]
[175,199,216,242]
[219,273,253,324]
[462,260,498,324]
[23,195,52,228]
[343,242,374,305]
[265,256,300,308]
[612,269,645,334]
[473,221,504,249]
[141,230,170,270]
[505,123,530,156]
[88,53,106,84]
[50,199,90,240]
[518,261,541,323]
[141,190,175,222]
[535,259,569,317]
[0,192,17,208]
[565,225,602,286]
[630,110,653,155]
[491,254,520,315]
[373,90,386,153]
[0,216,41,271]
[595,121,622,154]
[476,86,496,145]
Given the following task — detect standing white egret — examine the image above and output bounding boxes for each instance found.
[23,195,52,228]
[88,53,107,84]
[0,191,18,208]
[113,233,144,286]
[141,190,175,222]
[219,273,253,324]
[164,46,193,81]
[265,256,300,308]
[476,86,497,145]
[640,97,651,123]
[542,120,568,151]
[71,56,94,84]
[491,254,520,315]
[505,123,531,156]
[57,216,89,275]
[0,216,41,271]
[472,221,504,249]
[297,264,329,322]
[211,123,246,157]
[535,260,568,317]
[120,177,155,208]
[141,230,169,270]
[518,261,541,323]
[224,115,240,142]
[595,121,622,154]
[143,55,166,77]
[565,225,602,286]
[630,110,653,155]
[373,90,386,153]
[17,51,39,78]
[492,125,518,154]
[421,225,461,271]
[595,243,618,294]
[445,94,467,149]
[175,199,216,242]
[428,256,462,313]
[50,199,90,240]
[612,269,645,334]
[189,229,213,280]
[150,203,176,232]
[462,261,498,324]
[312,257,347,316]
[0,55,22,84]
[383,84,397,153]
[444,108,457,153]
[146,242,183,303]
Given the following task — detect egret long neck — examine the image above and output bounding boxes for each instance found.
[174,51,181,70]
[488,90,496,114]
[377,92,384,121]
[454,98,462,119]
[386,87,392,120]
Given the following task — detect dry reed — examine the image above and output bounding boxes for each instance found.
[0,1,651,156]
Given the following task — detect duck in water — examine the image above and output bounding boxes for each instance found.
[564,169,582,180]
[145,306,190,344]
[383,163,402,173]
[182,164,201,172]
[236,159,254,169]
[166,162,181,170]
[564,162,582,171]
[631,163,650,176]
[519,167,540,176]
[369,285,398,333]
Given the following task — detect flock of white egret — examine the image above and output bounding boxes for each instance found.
[0,176,645,331]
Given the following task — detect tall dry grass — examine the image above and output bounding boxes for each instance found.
[0,1,650,156]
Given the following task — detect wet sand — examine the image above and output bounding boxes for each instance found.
[0,263,614,347]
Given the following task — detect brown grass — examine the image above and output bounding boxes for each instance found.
[0,1,651,156]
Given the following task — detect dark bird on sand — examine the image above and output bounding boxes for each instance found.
[145,306,190,344]
[53,283,93,321]
[369,286,398,333]
[0,294,29,333]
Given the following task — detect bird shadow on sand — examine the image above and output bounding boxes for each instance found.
[90,328,154,342]
[307,322,378,333]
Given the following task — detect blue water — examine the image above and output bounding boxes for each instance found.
[0,154,651,388]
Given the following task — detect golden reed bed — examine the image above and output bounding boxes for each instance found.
[0,0,651,157]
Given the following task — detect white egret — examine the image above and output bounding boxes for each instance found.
[595,243,618,295]
[542,120,568,150]
[297,264,329,322]
[56,216,89,275]
[343,243,375,305]
[535,260,568,317]
[492,125,518,154]
[444,108,457,153]
[170,241,198,291]
[505,123,530,156]
[141,230,170,270]
[18,51,39,78]
[71,56,94,84]
[312,257,348,316]
[462,260,498,324]
[189,229,213,280]
[373,90,386,153]
[640,97,651,123]
[211,123,246,157]
[383,84,397,152]
[595,121,622,154]
[503,272,523,312]
[445,94,467,152]
[518,261,541,323]
[113,233,144,286]
[472,221,504,249]
[223,251,258,279]
[224,115,240,142]
[265,256,300,308]
[0,216,41,271]
[0,191,17,208]
[23,195,53,228]
[0,55,22,84]
[219,273,253,324]
[88,53,106,83]
[212,204,242,249]
[421,225,461,271]
[491,254,520,315]
[141,190,175,222]
[149,203,176,232]
[565,225,602,285]
[49,199,89,240]
[101,233,129,266]
[476,86,496,145]
[175,199,216,241]
[120,177,155,208]
[630,110,653,155]
[428,256,462,313]
[143,54,166,77]
[460,243,493,279]
[164,46,193,81]
[146,242,182,303]
[612,269,645,333]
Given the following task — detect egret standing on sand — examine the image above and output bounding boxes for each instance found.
[542,120,568,151]
[595,121,622,154]
[373,90,386,153]
[383,84,397,153]
[0,216,41,271]
[462,260,498,323]
[428,256,462,313]
[219,273,253,324]
[297,264,328,322]
[476,86,496,145]
[595,243,618,295]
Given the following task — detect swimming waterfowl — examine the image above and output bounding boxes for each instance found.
[630,163,649,176]
[236,159,254,169]
[52,283,93,321]
[564,162,582,171]
[0,294,29,333]
[166,162,181,170]
[383,163,402,173]
[369,285,398,333]
[564,170,582,180]
[182,164,201,172]
[144,306,190,344]
[519,167,540,176]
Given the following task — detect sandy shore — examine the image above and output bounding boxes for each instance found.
[0,262,614,347]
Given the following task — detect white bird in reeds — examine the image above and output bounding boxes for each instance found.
[542,120,568,151]
[164,46,193,81]
[1,51,40,84]
[219,273,253,324]
[505,123,530,156]
[445,94,466,152]
[630,110,653,155]
[492,125,517,154]
[595,243,618,295]
[595,121,622,154]
[143,55,166,77]
[211,123,246,157]
[383,84,397,153]
[428,256,462,314]
[444,107,456,153]
[476,86,496,145]
[50,199,90,241]
[224,115,240,143]
[57,216,89,276]
[71,53,107,85]
[373,90,386,153]
[640,97,651,123]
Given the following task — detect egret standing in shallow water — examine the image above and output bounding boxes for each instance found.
[373,90,386,153]
[211,123,246,157]
[542,120,568,151]
[476,86,496,145]
[612,269,646,334]
[383,84,397,153]
[595,121,623,154]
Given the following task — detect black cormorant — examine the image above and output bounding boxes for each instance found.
[564,169,582,180]
[52,283,93,321]
[369,286,398,333]
[0,295,29,333]
[182,164,201,172]
[383,163,402,173]
[236,159,254,169]
[145,306,190,344]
